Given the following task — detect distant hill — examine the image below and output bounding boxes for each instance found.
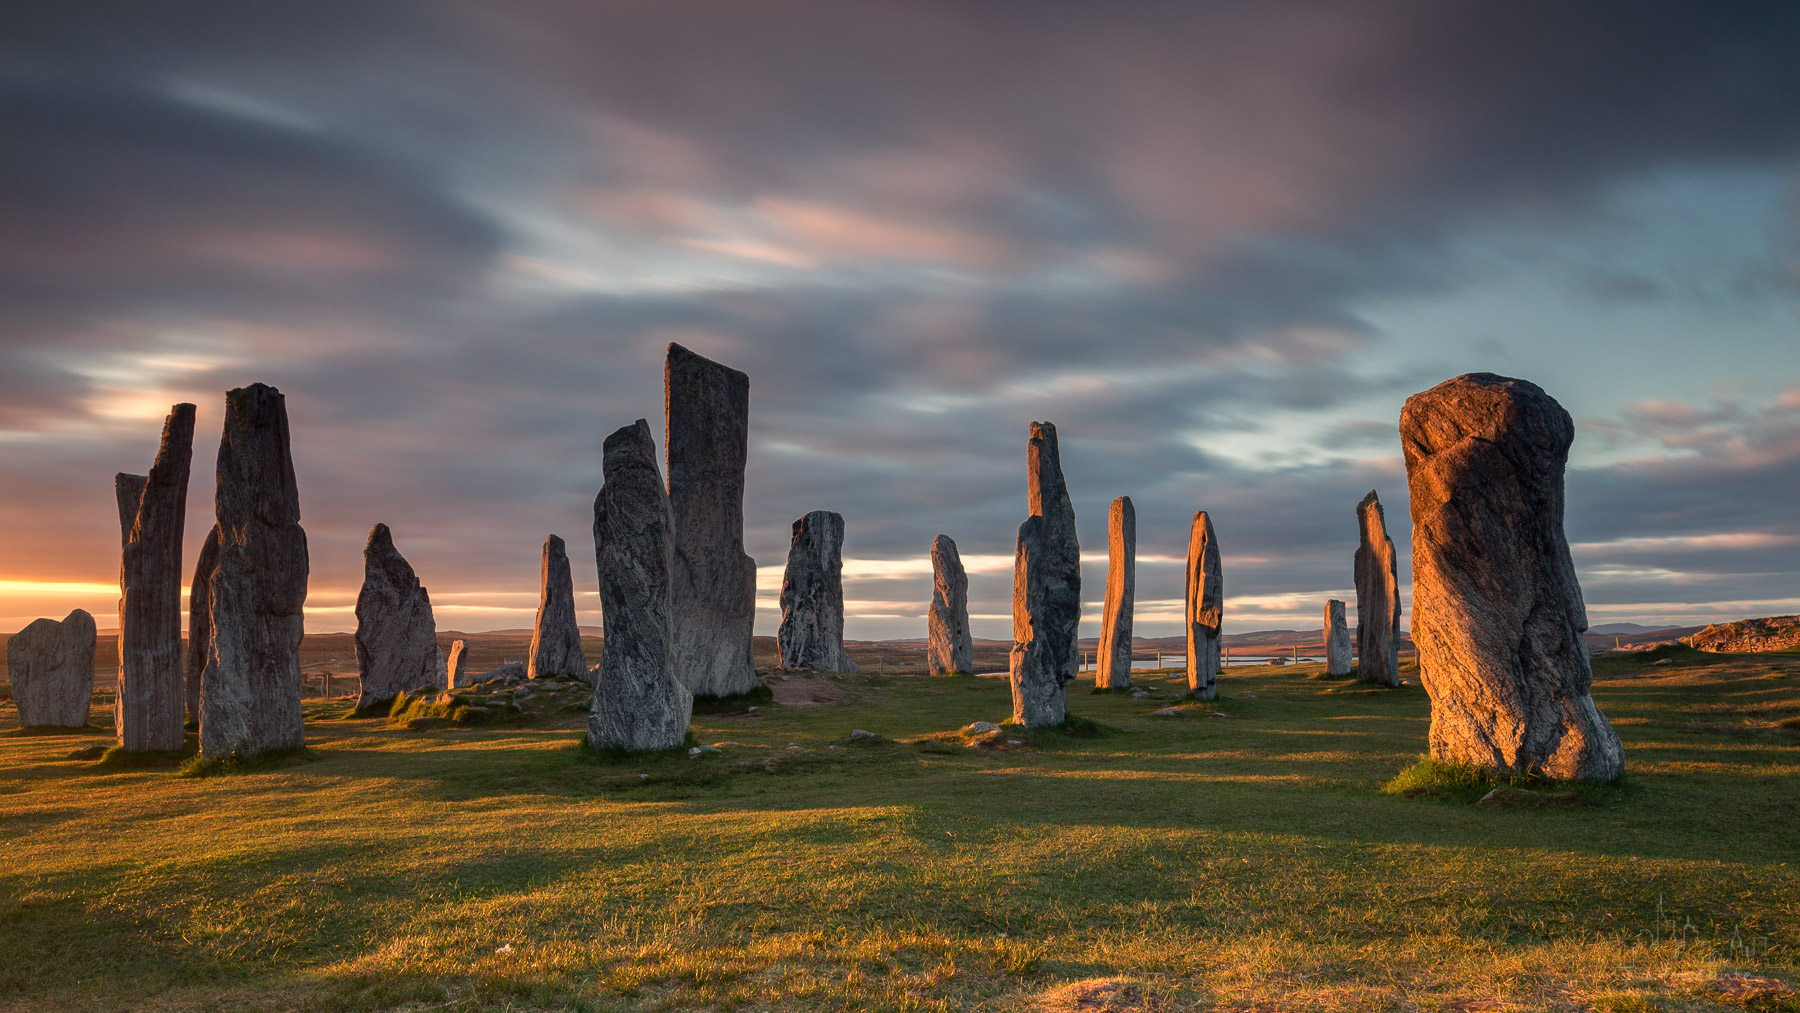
[1589,622,1681,635]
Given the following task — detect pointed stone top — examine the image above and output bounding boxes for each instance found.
[932,533,957,552]
[1359,489,1381,510]
[605,417,656,456]
[545,532,566,552]
[367,522,394,549]
[667,342,749,384]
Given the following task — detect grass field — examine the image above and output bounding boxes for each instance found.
[1,646,1796,1012]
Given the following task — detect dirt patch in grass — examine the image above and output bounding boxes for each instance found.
[765,671,855,707]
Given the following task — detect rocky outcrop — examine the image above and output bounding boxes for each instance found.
[1095,496,1136,689]
[1185,511,1222,700]
[590,419,693,751]
[185,527,218,727]
[1354,490,1401,688]
[1401,372,1624,782]
[1009,421,1080,726]
[778,510,858,672]
[9,610,97,728]
[926,534,973,675]
[445,640,469,688]
[114,403,195,753]
[354,524,440,712]
[1325,599,1352,677]
[665,343,760,698]
[1684,615,1800,654]
[529,534,586,680]
[201,383,308,760]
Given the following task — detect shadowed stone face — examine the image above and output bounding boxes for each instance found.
[590,418,693,751]
[1095,495,1136,690]
[186,527,219,727]
[202,382,308,760]
[1354,490,1401,688]
[665,342,760,698]
[529,534,586,680]
[354,523,440,712]
[1186,510,1221,700]
[778,510,858,672]
[9,609,96,728]
[115,403,195,753]
[1401,372,1625,782]
[927,534,973,676]
[1325,599,1352,677]
[1009,421,1080,727]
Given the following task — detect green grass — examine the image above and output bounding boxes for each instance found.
[1,653,1797,1011]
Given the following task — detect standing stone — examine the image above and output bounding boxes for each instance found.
[445,639,469,689]
[1095,496,1136,689]
[114,403,195,753]
[529,534,586,680]
[778,510,858,672]
[1008,421,1080,726]
[590,419,693,751]
[9,610,97,728]
[1401,372,1624,781]
[926,534,973,676]
[1354,490,1401,688]
[665,343,760,698]
[185,527,218,727]
[201,383,308,760]
[1324,599,1352,677]
[1186,511,1222,700]
[353,523,439,713]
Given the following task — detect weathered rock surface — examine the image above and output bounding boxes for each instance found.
[201,383,308,760]
[1324,599,1352,677]
[590,419,693,752]
[665,342,760,698]
[1095,496,1136,689]
[468,660,525,686]
[9,610,97,728]
[1354,490,1401,688]
[114,403,195,753]
[529,534,586,680]
[1685,615,1800,654]
[445,640,469,688]
[1401,372,1624,781]
[186,527,218,727]
[1185,511,1222,700]
[778,510,858,672]
[354,523,440,712]
[926,534,973,676]
[1009,421,1080,727]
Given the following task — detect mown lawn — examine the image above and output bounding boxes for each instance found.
[1,648,1796,1012]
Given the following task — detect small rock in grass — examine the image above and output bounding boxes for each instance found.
[849,728,878,742]
[66,744,106,761]
[963,720,1001,735]
[1150,707,1183,718]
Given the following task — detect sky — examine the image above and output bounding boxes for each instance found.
[2,1,1798,641]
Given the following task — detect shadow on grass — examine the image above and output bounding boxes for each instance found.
[4,723,108,738]
[1383,756,1643,807]
[178,746,317,778]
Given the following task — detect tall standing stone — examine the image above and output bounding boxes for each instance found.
[1008,421,1080,727]
[1354,490,1401,688]
[778,510,858,672]
[353,524,439,712]
[1095,495,1136,689]
[1324,599,1352,677]
[590,419,693,751]
[114,403,195,753]
[9,610,97,728]
[1401,372,1624,781]
[926,534,973,676]
[1186,511,1222,700]
[201,383,308,760]
[445,640,469,688]
[529,534,586,680]
[186,527,218,727]
[665,343,759,698]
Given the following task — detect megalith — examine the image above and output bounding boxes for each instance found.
[1008,421,1080,727]
[9,609,97,728]
[926,534,973,676]
[1095,495,1136,689]
[1354,490,1401,688]
[445,640,469,688]
[590,419,693,751]
[778,510,858,672]
[201,383,308,760]
[1186,511,1222,700]
[353,523,439,712]
[529,534,586,680]
[114,403,195,753]
[665,343,760,698]
[1401,372,1625,781]
[1324,599,1352,677]
[185,527,218,727]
